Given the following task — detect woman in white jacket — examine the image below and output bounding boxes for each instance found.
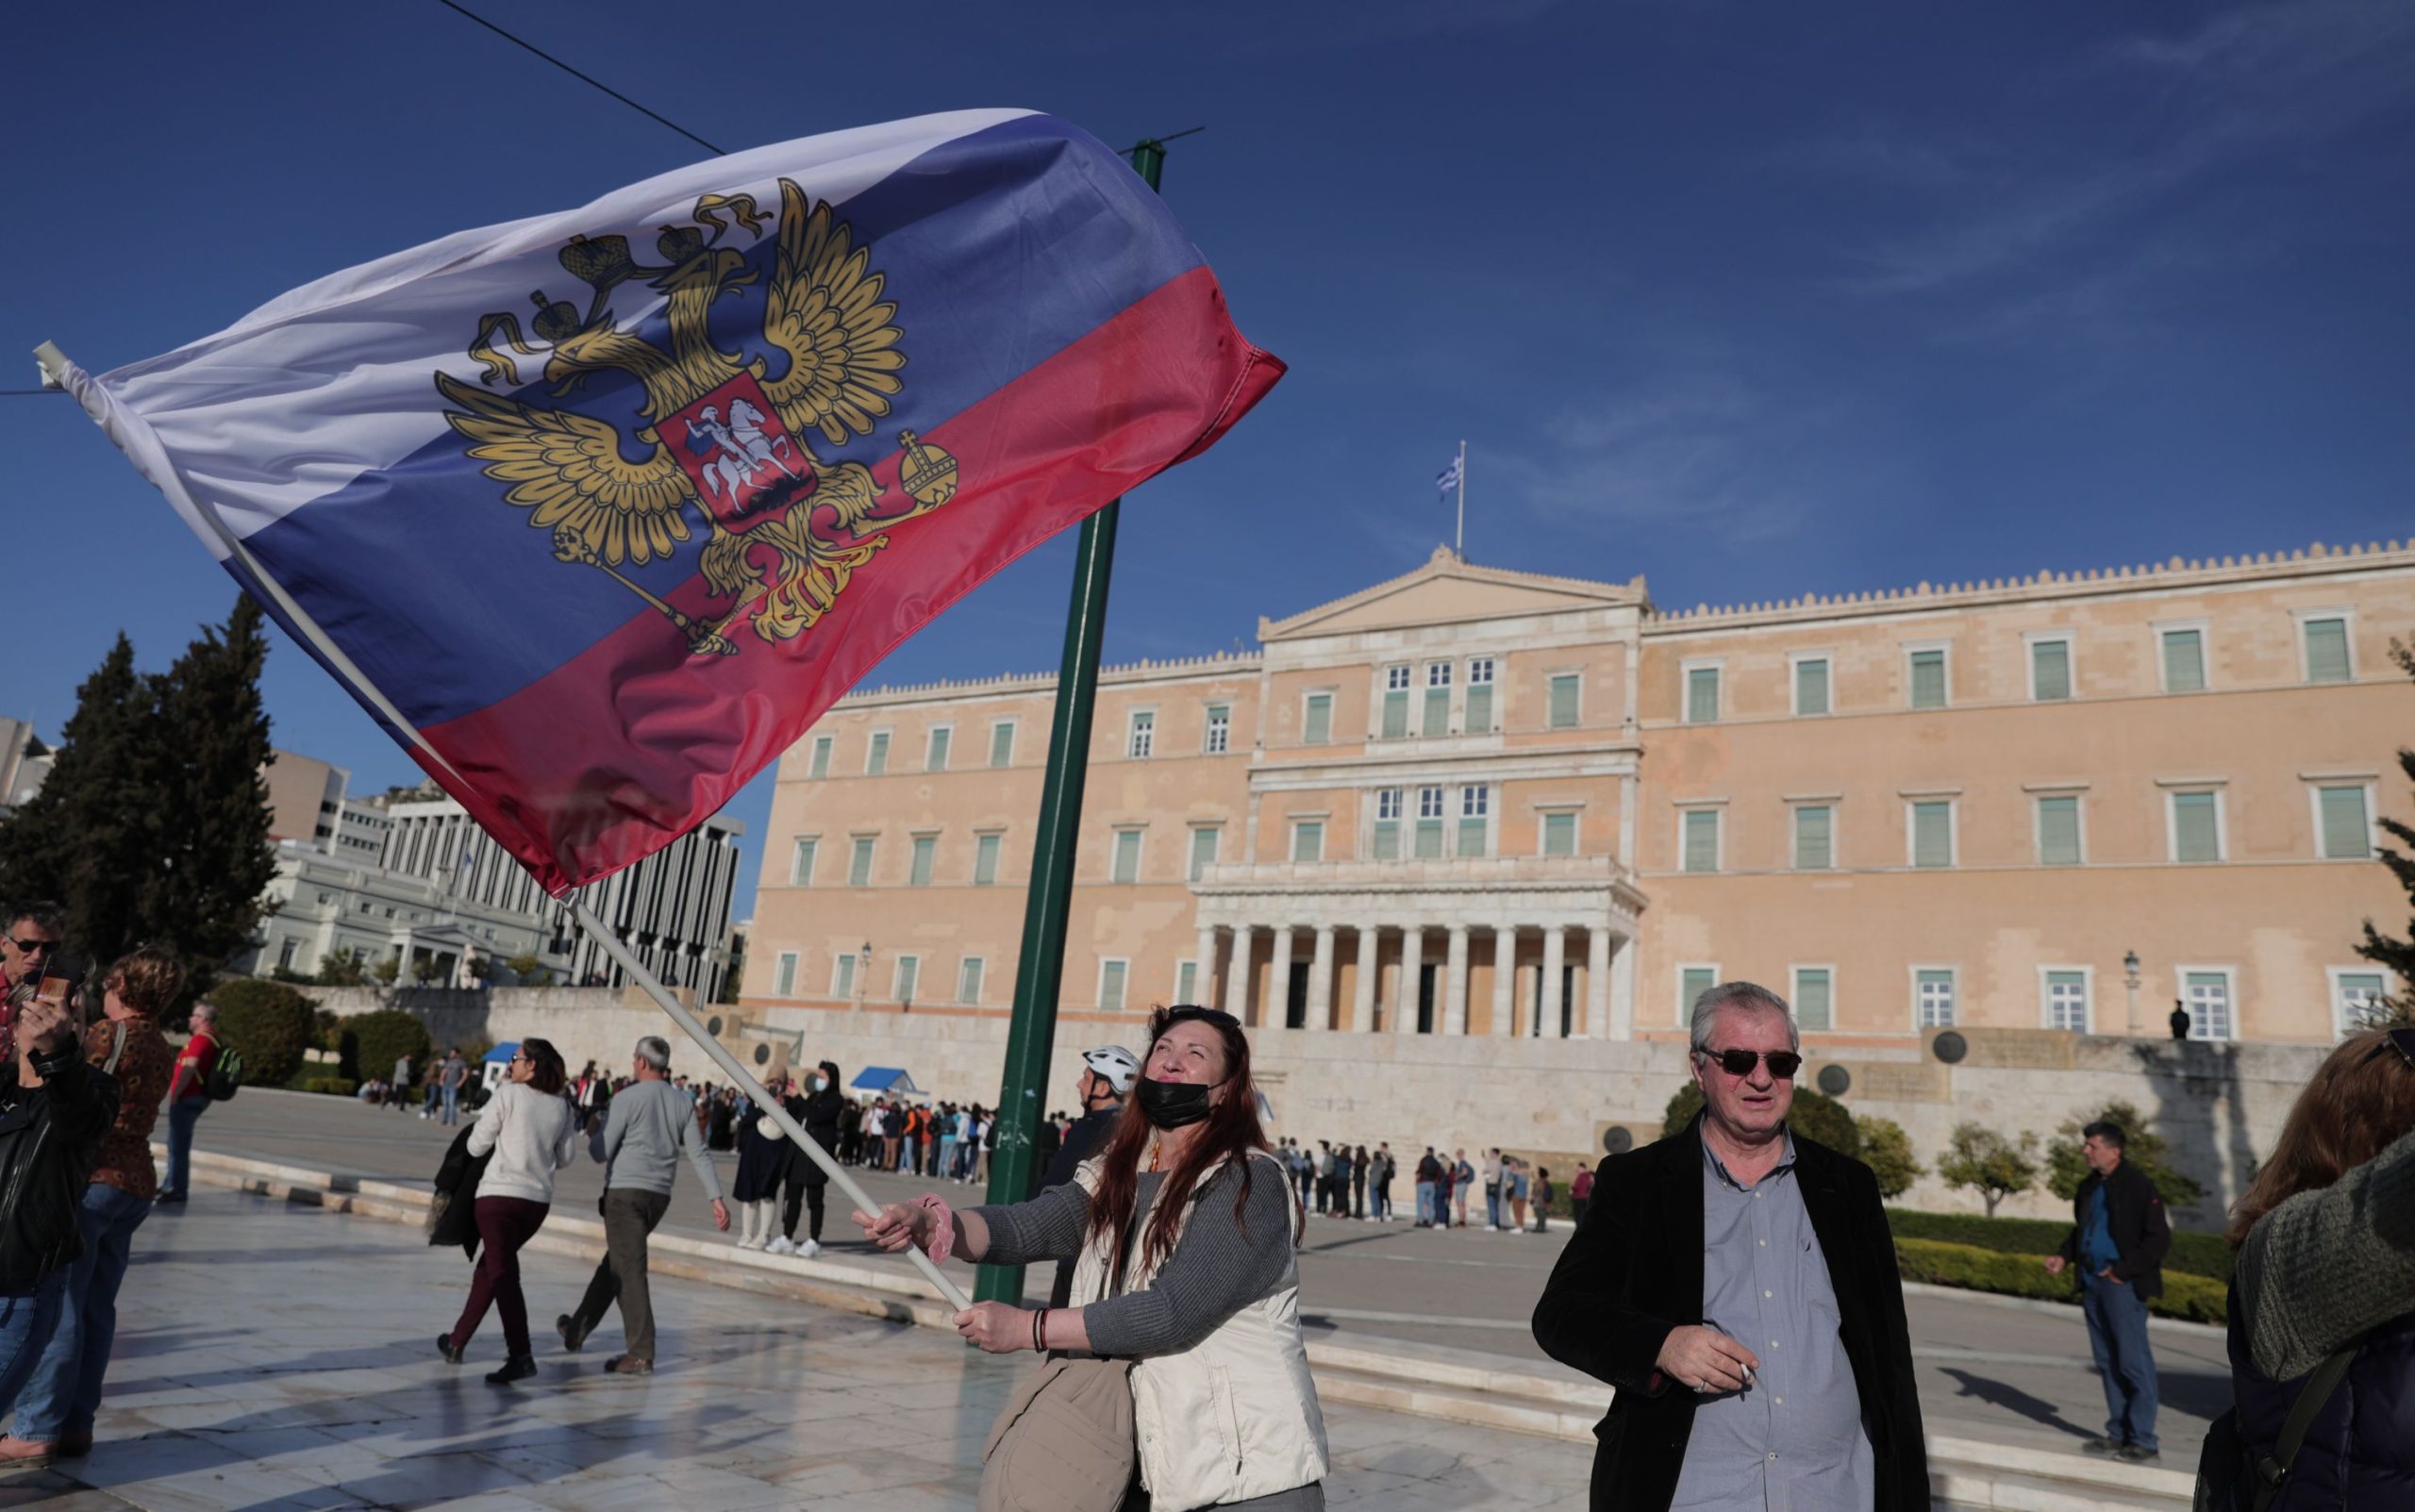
[858,1005,1326,1510]
[438,1038,581,1384]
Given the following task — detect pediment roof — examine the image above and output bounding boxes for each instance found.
[1260,546,1646,641]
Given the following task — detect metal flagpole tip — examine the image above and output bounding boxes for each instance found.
[32,341,70,389]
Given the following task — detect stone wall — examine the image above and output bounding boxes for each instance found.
[321,987,2326,1228]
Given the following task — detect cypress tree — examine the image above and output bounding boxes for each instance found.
[2354,640,2415,1022]
[140,595,276,998]
[0,634,158,968]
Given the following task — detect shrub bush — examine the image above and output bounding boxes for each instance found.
[208,977,317,1087]
[1857,1115,1924,1200]
[300,1077,358,1097]
[2044,1099,2206,1207]
[1886,1207,2235,1285]
[349,1010,432,1087]
[1894,1236,2225,1323]
[1661,1083,1861,1160]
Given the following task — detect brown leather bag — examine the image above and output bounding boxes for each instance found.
[978,1353,1137,1512]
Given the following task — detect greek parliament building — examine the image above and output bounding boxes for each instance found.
[737,541,2408,1202]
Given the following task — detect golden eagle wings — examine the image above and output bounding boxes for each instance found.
[434,373,691,567]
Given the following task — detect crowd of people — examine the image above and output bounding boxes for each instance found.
[1265,1137,1585,1234]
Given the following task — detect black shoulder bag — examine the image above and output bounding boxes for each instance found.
[2194,1343,2358,1512]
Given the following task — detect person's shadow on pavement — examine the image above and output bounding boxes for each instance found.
[1937,1367,2096,1439]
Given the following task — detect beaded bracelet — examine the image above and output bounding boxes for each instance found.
[1031,1307,1048,1351]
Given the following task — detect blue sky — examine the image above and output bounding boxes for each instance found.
[6,1,2410,920]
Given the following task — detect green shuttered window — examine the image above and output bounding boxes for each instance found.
[1908,650,1947,709]
[1911,802,1953,868]
[1794,658,1829,716]
[2031,640,2071,701]
[1291,821,1324,863]
[1189,826,1220,882]
[2162,630,2206,692]
[1304,693,1332,745]
[1793,806,1831,870]
[849,838,874,888]
[1682,968,1716,1025]
[974,833,1001,886]
[1794,969,1831,1031]
[1548,673,1580,729]
[990,722,1014,768]
[908,836,936,887]
[1682,809,1720,873]
[1112,830,1142,883]
[2173,791,2221,862]
[1686,667,1720,723]
[1542,811,1577,857]
[2320,786,2370,859]
[2037,796,2081,865]
[1099,960,1127,1012]
[2304,618,2351,683]
[809,736,832,779]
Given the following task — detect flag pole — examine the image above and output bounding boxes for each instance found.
[972,136,1174,1307]
[1455,439,1467,557]
[567,898,972,1311]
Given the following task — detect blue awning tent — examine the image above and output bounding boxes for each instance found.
[851,1067,924,1097]
[483,1042,520,1063]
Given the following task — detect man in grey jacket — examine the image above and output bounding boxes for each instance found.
[557,1036,728,1372]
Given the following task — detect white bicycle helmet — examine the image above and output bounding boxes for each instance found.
[1080,1045,1141,1096]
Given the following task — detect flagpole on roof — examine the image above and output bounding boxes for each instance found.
[972,136,1182,1308]
[1455,439,1467,558]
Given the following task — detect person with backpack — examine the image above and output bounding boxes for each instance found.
[155,1000,226,1205]
[2197,1025,2415,1512]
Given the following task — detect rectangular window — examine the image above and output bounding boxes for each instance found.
[1373,789,1402,861]
[1175,960,1198,1004]
[1908,649,1947,709]
[2045,971,2088,1032]
[2319,786,2372,859]
[1466,658,1494,732]
[909,835,937,887]
[974,832,1002,886]
[277,938,298,970]
[1112,829,1143,884]
[848,837,875,888]
[1127,709,1155,759]
[865,730,890,775]
[1917,969,1957,1028]
[924,726,951,772]
[1685,665,1721,724]
[1793,968,1832,1031]
[1415,786,1445,859]
[1542,811,1578,857]
[894,955,920,1004]
[1099,958,1128,1013]
[2184,970,2233,1040]
[2173,791,2222,863]
[1291,820,1324,862]
[1681,967,1717,1025]
[1682,808,1721,873]
[1189,826,1220,882]
[2336,971,2389,1031]
[990,721,1016,769]
[1911,801,1954,868]
[1548,673,1581,729]
[2037,795,2083,865]
[2161,628,2206,692]
[1382,667,1411,739]
[1794,657,1830,717]
[1424,662,1453,737]
[958,956,985,1005]
[808,735,832,779]
[2031,640,2072,702]
[2303,617,2351,684]
[774,952,797,997]
[1793,806,1832,870]
[1205,703,1231,755]
[791,837,818,886]
[831,953,857,998]
[1458,785,1490,856]
[1304,692,1333,746]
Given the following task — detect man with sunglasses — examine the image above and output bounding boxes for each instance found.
[0,905,67,1062]
[1532,980,1928,1512]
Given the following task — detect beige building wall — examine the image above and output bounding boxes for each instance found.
[262,749,348,853]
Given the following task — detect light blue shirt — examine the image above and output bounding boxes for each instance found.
[1671,1130,1875,1512]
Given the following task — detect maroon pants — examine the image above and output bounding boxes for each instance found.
[450,1196,549,1357]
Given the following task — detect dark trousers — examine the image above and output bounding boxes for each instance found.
[781,1177,825,1243]
[451,1197,549,1357]
[571,1188,671,1361]
[2080,1271,2159,1451]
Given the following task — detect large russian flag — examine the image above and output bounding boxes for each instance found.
[52,110,1282,894]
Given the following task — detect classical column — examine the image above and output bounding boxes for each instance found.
[1609,930,1637,1041]
[1395,926,1424,1034]
[1491,926,1517,1037]
[1193,924,1219,1008]
[1308,925,1337,1030]
[1443,925,1470,1036]
[1587,926,1611,1039]
[1352,926,1379,1033]
[1541,925,1568,1038]
[1268,925,1296,1027]
[1221,924,1254,1018]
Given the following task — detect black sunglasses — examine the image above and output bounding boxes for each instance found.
[1697,1047,1804,1080]
[8,938,57,955]
[2374,1026,2415,1070]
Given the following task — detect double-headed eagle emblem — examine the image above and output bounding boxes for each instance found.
[435,180,958,656]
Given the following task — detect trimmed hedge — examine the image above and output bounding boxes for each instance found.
[1887,1206,2234,1286]
[1894,1237,2226,1324]
[349,1010,432,1087]
[301,1077,358,1097]
[208,978,317,1088]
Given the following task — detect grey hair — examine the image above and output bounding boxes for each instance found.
[1688,981,1799,1056]
[189,1001,217,1023]
[634,1036,672,1072]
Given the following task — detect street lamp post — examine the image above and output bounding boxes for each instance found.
[856,939,872,1011]
[2124,949,2141,1038]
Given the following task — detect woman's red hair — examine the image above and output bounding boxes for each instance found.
[2225,1027,2415,1249]
[1082,1005,1291,1278]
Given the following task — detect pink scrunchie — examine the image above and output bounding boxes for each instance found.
[913,1193,955,1264]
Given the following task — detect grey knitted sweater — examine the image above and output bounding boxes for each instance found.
[2240,1124,2415,1381]
[969,1161,1297,1358]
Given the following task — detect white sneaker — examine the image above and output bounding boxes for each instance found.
[766,1237,793,1255]
[737,1234,762,1252]
[798,1239,822,1259]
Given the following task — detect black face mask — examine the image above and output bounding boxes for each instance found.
[1135,1076,1213,1130]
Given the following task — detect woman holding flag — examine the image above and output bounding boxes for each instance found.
[857,1005,1327,1510]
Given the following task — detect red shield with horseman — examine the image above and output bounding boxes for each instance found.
[658,371,817,531]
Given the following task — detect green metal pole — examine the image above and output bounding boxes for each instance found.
[975,141,1167,1305]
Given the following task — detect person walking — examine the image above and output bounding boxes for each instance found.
[0,984,117,1436]
[855,1005,1328,1509]
[1570,1161,1593,1226]
[0,951,170,1469]
[439,1046,469,1127]
[154,1000,221,1205]
[770,1061,843,1257]
[1415,1148,1441,1228]
[1532,980,1927,1512]
[2212,1025,2415,1511]
[556,1037,727,1374]
[439,1038,580,1386]
[2043,1120,2172,1461]
[731,1076,789,1249]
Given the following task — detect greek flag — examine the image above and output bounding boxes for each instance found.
[1435,451,1463,498]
